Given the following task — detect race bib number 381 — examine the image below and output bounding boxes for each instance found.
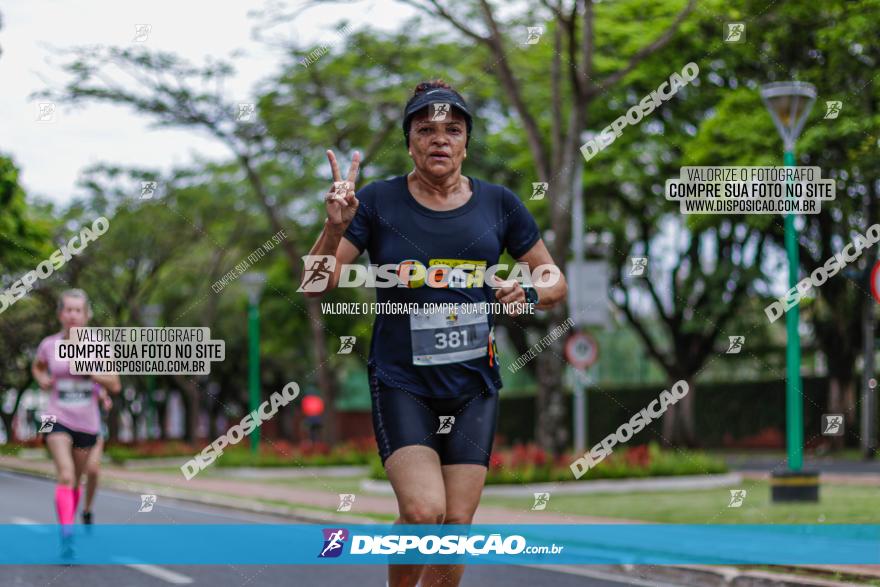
[410,305,489,366]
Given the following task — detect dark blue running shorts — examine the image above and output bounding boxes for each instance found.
[44,421,98,449]
[369,372,499,467]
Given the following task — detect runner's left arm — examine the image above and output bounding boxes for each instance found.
[496,239,567,311]
[97,386,113,411]
[90,342,121,393]
[91,373,121,393]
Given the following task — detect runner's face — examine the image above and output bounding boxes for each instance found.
[409,109,467,178]
[58,296,88,331]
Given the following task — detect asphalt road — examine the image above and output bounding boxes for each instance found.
[0,470,683,587]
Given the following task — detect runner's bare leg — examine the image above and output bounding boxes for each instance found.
[419,464,487,587]
[84,436,103,513]
[385,446,446,587]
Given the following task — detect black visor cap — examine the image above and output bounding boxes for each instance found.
[402,88,473,146]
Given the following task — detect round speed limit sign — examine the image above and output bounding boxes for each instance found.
[565,332,599,370]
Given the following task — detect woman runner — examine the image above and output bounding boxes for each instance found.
[32,289,121,539]
[303,80,567,586]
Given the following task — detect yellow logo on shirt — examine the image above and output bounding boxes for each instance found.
[427,259,487,288]
[395,259,488,288]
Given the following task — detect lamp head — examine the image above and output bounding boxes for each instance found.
[759,81,817,151]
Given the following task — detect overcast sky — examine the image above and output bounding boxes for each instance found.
[0,0,415,205]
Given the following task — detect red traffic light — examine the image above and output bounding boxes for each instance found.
[302,395,325,417]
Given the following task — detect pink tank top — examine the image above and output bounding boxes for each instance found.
[36,332,101,434]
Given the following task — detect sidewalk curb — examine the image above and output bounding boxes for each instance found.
[0,461,871,586]
[117,458,370,479]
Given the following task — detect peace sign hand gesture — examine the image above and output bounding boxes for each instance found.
[325,150,361,231]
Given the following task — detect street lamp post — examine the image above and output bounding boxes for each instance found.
[760,81,819,501]
[242,272,266,455]
[571,132,588,454]
[142,304,162,440]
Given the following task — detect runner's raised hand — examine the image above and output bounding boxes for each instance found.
[325,150,360,230]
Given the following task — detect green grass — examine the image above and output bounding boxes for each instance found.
[123,467,364,494]
[104,442,373,467]
[122,466,186,474]
[144,485,394,522]
[368,444,728,484]
[481,480,880,523]
[214,449,370,468]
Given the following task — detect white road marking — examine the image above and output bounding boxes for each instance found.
[124,564,194,585]
[11,516,192,584]
[10,516,50,532]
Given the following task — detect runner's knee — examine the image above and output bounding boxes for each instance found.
[443,510,474,525]
[56,469,75,486]
[400,500,446,525]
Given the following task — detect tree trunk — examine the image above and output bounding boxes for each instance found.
[0,412,13,444]
[108,402,120,443]
[307,296,339,445]
[0,387,25,443]
[534,308,568,455]
[173,377,201,444]
[156,398,168,440]
[843,377,857,428]
[662,378,696,447]
[238,155,338,445]
[827,376,845,450]
[678,379,697,447]
[278,403,294,441]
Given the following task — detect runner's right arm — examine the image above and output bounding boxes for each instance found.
[302,150,363,297]
[32,357,52,390]
[32,341,53,390]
